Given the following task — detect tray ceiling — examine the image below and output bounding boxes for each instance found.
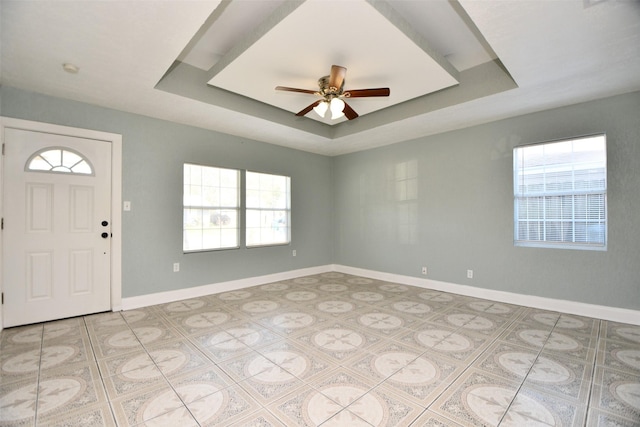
[2,0,639,155]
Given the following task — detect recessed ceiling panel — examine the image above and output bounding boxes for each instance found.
[207,0,459,125]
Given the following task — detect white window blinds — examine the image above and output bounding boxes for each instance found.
[514,135,607,249]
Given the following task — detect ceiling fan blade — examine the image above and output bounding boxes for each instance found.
[275,86,317,95]
[296,100,322,117]
[342,101,359,120]
[329,65,346,90]
[344,88,390,98]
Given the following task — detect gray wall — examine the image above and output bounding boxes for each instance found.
[2,86,639,311]
[333,91,640,310]
[1,86,334,297]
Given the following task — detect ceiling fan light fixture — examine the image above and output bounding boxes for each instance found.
[276,65,389,121]
[62,63,79,74]
[313,100,329,117]
[330,97,345,119]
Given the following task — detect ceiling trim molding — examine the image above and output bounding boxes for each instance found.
[157,59,517,140]
[156,61,333,138]
[365,0,459,81]
[332,59,518,139]
[206,0,304,83]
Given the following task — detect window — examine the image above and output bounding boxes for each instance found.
[514,135,606,250]
[393,160,418,245]
[246,171,291,247]
[26,147,93,175]
[183,164,239,252]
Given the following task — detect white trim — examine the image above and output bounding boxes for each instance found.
[123,262,639,325]
[121,265,332,310]
[333,265,640,326]
[0,117,123,328]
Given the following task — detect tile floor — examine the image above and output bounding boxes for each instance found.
[1,273,639,426]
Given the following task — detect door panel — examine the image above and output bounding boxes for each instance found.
[70,249,93,294]
[27,183,53,232]
[27,252,53,300]
[70,186,94,232]
[3,128,112,327]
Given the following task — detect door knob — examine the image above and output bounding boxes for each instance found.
[101,232,109,239]
[101,221,109,226]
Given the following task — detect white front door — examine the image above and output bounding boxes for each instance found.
[3,128,112,327]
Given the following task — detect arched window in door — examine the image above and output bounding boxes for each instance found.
[26,147,94,175]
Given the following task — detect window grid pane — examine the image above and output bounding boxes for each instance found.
[183,164,239,251]
[26,148,93,175]
[514,135,606,249]
[246,171,291,247]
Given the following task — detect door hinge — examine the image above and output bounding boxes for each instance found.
[1,218,3,230]
[1,143,4,155]
[1,293,3,305]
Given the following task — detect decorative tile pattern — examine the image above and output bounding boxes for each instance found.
[409,410,465,426]
[234,353,305,404]
[501,386,587,426]
[109,383,185,426]
[550,313,600,336]
[346,340,463,407]
[398,324,490,363]
[586,408,640,427]
[254,310,329,335]
[36,362,108,421]
[378,299,435,320]
[597,338,640,373]
[500,322,554,349]
[525,353,593,402]
[0,272,638,427]
[220,408,287,427]
[347,382,423,426]
[430,308,510,337]
[294,322,381,363]
[165,365,233,405]
[267,384,341,426]
[473,340,538,382]
[590,366,640,424]
[601,322,640,344]
[256,340,335,384]
[465,300,522,318]
[342,308,415,337]
[37,402,117,427]
[101,352,168,399]
[0,378,38,426]
[186,383,261,426]
[431,368,522,426]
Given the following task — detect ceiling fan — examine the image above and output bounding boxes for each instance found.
[275,65,390,120]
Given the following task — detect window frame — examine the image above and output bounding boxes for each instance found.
[183,163,241,253]
[245,170,291,248]
[513,134,607,251]
[26,146,94,175]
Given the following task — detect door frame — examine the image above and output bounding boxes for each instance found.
[0,117,123,330]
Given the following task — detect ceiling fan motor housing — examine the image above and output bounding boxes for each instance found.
[318,75,344,97]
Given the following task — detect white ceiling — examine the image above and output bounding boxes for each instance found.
[204,1,462,124]
[1,0,639,156]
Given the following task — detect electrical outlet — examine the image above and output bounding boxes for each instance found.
[173,263,180,272]
[292,250,297,257]
[421,266,427,275]
[467,269,473,279]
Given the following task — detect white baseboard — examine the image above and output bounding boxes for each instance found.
[120,265,333,311]
[121,263,639,326]
[333,265,640,326]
